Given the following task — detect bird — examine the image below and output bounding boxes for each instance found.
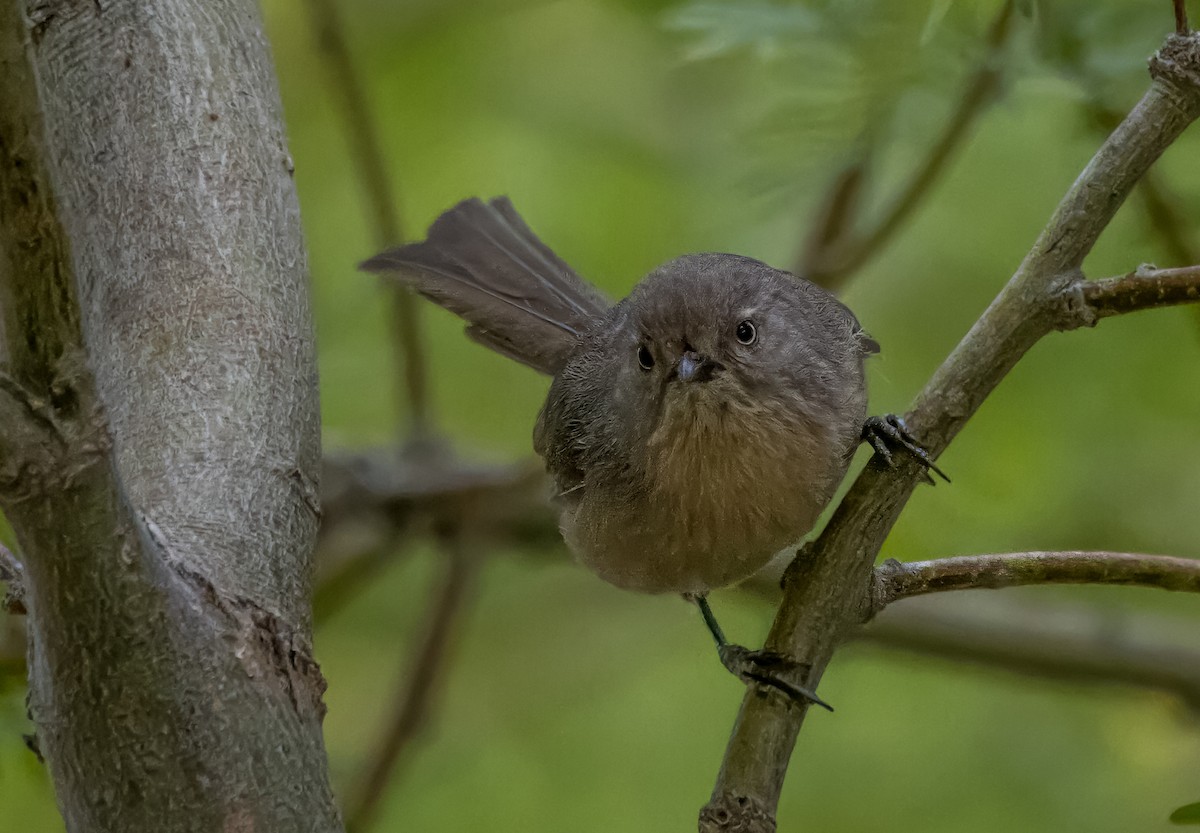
[361,196,943,708]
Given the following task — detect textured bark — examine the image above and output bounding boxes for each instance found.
[0,1,339,831]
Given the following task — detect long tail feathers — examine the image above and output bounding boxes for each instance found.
[360,197,610,376]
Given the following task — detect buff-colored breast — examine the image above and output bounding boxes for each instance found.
[562,385,848,594]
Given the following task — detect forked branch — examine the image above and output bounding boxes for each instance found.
[702,30,1200,833]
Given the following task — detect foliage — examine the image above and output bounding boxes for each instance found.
[2,1,1198,830]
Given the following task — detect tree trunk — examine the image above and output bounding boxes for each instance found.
[0,1,340,830]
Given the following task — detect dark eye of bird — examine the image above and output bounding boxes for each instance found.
[637,344,655,371]
[735,320,757,345]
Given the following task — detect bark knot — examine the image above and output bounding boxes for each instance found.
[173,563,328,721]
[699,792,777,833]
[1150,32,1200,92]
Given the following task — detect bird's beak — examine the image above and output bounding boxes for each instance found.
[675,351,720,383]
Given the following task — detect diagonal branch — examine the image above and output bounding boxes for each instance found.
[1136,174,1200,267]
[702,31,1200,833]
[343,530,482,833]
[800,0,1017,288]
[1087,102,1200,270]
[303,0,432,438]
[869,551,1200,614]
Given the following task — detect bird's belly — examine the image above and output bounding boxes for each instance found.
[554,388,857,595]
[561,475,822,595]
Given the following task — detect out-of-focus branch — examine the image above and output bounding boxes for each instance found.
[1176,0,1190,35]
[854,594,1200,713]
[343,530,481,833]
[303,0,431,437]
[737,571,1200,710]
[315,450,552,623]
[702,32,1200,833]
[316,452,1200,715]
[868,552,1200,613]
[1138,174,1200,267]
[799,0,1017,288]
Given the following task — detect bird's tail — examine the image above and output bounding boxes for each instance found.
[360,197,611,375]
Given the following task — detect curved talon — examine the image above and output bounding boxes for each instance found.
[862,414,950,483]
[718,644,834,712]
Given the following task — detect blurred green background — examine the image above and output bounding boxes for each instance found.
[3,0,1200,830]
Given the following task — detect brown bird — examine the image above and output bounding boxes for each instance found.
[362,197,943,708]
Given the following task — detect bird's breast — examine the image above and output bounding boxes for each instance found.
[562,387,849,594]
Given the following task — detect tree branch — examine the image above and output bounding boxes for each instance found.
[869,551,1200,613]
[302,0,432,438]
[1061,263,1200,322]
[311,450,1200,789]
[344,530,481,833]
[856,595,1200,713]
[1087,102,1200,270]
[702,31,1200,833]
[315,451,551,623]
[800,0,1017,287]
[0,2,340,829]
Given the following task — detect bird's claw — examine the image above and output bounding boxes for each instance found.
[717,644,833,712]
[862,414,949,483]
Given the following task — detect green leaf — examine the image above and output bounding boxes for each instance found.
[1171,803,1200,825]
[662,1,822,61]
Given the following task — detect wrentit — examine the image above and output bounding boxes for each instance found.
[362,197,942,709]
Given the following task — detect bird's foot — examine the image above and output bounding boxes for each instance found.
[862,414,949,483]
[717,644,833,712]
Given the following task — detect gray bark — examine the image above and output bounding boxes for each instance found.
[0,1,340,830]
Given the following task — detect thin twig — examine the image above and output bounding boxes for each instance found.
[800,0,1017,287]
[303,0,431,438]
[702,32,1200,833]
[313,530,412,624]
[797,157,868,283]
[869,551,1200,614]
[344,531,481,833]
[1177,0,1190,35]
[1066,263,1200,322]
[856,595,1200,713]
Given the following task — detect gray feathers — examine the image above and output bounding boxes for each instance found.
[360,197,610,375]
[361,197,875,594]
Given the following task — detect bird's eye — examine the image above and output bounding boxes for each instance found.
[637,344,655,371]
[735,320,757,345]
